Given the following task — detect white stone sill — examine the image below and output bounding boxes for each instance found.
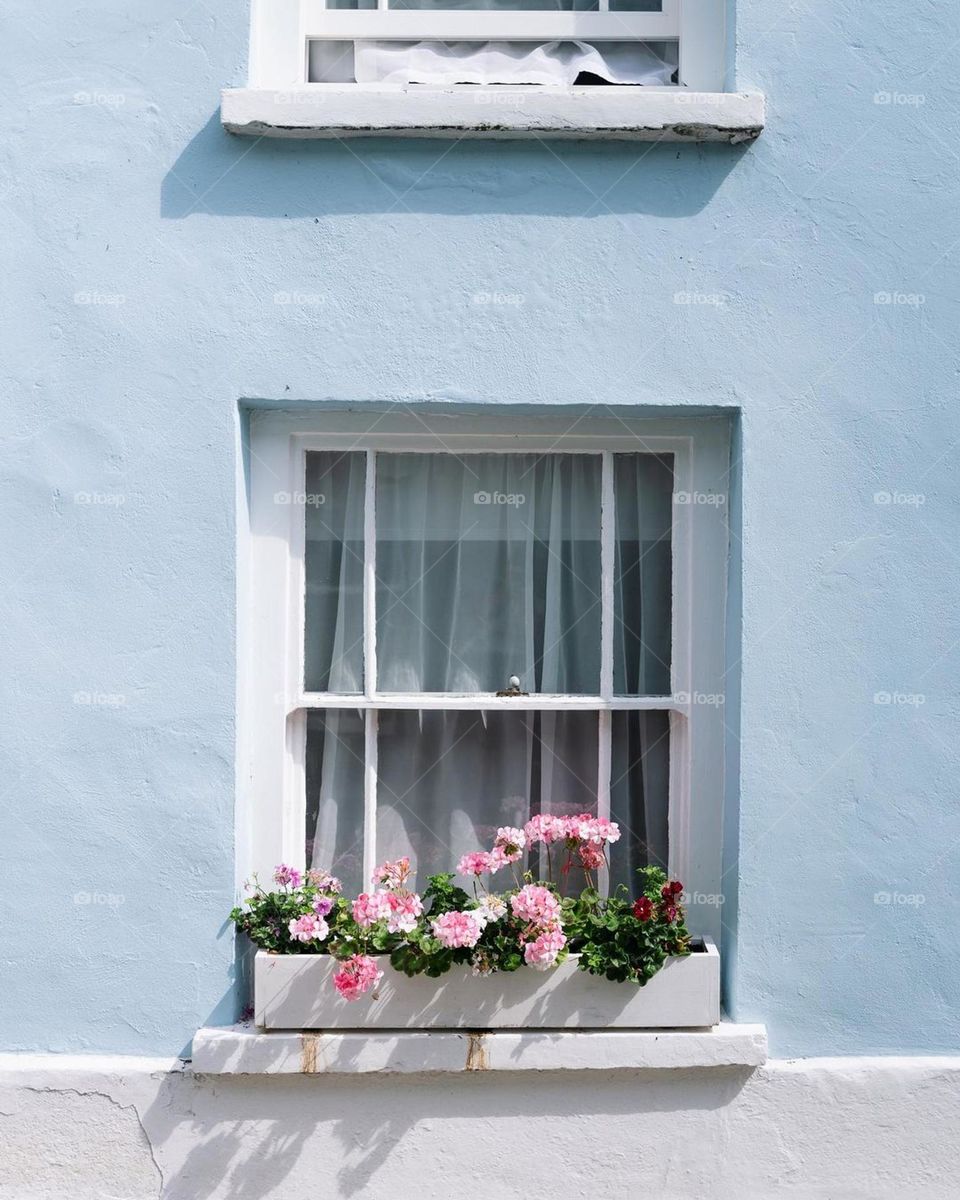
[221,86,764,142]
[190,1021,768,1075]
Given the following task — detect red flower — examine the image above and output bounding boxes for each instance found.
[661,884,672,899]
[633,896,654,922]
[661,903,678,922]
[670,880,684,897]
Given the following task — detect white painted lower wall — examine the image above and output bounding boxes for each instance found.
[0,1054,957,1199]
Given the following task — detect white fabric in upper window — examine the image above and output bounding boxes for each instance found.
[353,40,676,86]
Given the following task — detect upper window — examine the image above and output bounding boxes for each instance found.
[249,0,727,91]
[241,411,731,940]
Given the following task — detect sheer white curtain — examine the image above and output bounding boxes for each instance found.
[613,452,673,695]
[303,450,673,894]
[353,40,676,86]
[304,452,367,892]
[304,451,366,693]
[609,710,670,889]
[376,452,602,694]
[306,709,366,892]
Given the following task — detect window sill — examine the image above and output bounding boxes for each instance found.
[191,1021,768,1074]
[220,86,765,143]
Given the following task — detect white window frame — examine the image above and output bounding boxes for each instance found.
[249,0,727,92]
[239,409,731,939]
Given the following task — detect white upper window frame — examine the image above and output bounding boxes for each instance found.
[239,408,732,939]
[249,0,727,92]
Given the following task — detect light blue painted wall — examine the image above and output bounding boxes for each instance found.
[2,0,958,1057]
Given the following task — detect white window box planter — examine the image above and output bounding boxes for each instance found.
[254,938,719,1030]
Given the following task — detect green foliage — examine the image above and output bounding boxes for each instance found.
[421,873,471,916]
[563,867,690,986]
[230,878,348,954]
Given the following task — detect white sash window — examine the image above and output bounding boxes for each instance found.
[241,410,732,939]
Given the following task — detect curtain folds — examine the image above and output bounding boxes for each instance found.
[353,40,676,86]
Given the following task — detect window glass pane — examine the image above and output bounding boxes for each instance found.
[608,710,670,895]
[306,709,366,895]
[376,710,598,887]
[308,40,358,85]
[609,0,662,9]
[304,451,365,693]
[376,453,602,694]
[613,453,673,695]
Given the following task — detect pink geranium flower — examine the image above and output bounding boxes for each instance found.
[510,884,560,926]
[352,890,393,927]
[306,868,342,893]
[558,814,622,845]
[372,856,411,890]
[493,826,526,863]
[523,926,566,970]
[578,842,605,871]
[273,864,303,889]
[431,910,482,949]
[333,954,383,1001]
[523,814,564,845]
[385,891,423,934]
[590,817,621,845]
[457,851,492,877]
[487,846,513,872]
[288,912,329,943]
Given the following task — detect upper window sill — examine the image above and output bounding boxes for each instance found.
[191,1021,768,1074]
[220,86,765,143]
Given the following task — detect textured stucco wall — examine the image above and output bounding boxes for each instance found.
[3,1056,960,1200]
[2,0,959,1058]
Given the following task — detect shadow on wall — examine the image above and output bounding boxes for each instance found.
[161,112,751,220]
[140,1066,755,1199]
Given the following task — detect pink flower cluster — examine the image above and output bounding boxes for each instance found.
[372,857,411,890]
[352,856,424,933]
[288,912,329,943]
[510,883,560,925]
[273,864,303,889]
[306,868,342,894]
[578,843,606,871]
[431,910,483,949]
[275,864,344,892]
[456,826,528,877]
[511,883,567,969]
[524,813,620,847]
[457,851,495,877]
[431,894,507,950]
[352,890,423,934]
[523,926,566,970]
[333,954,383,1001]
